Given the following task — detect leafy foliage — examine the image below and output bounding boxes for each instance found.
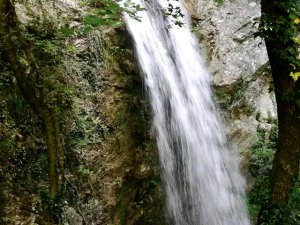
[290,71,300,81]
[24,19,71,108]
[247,123,300,224]
[82,0,144,32]
[249,125,277,177]
[258,0,300,80]
[57,27,75,37]
[247,124,276,220]
[213,0,224,5]
[164,0,184,27]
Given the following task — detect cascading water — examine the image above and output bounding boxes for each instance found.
[123,1,251,224]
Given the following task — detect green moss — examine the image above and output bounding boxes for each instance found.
[214,0,224,6]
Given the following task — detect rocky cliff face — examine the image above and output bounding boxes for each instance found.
[0,1,164,224]
[186,0,276,182]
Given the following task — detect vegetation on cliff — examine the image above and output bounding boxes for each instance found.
[0,0,299,224]
[0,0,163,224]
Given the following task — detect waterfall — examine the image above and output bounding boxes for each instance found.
[123,1,251,224]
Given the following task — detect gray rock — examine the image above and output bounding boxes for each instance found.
[187,0,268,86]
[187,0,277,176]
[64,207,83,225]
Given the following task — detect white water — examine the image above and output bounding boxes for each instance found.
[123,1,251,224]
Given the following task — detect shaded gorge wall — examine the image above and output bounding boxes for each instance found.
[0,1,165,224]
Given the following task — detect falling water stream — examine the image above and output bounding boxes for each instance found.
[123,1,251,224]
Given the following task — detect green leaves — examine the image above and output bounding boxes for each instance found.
[259,0,300,80]
[84,15,103,27]
[82,0,144,32]
[164,1,184,27]
[57,27,75,37]
[213,0,224,5]
[58,0,144,36]
[84,0,122,27]
[290,71,300,81]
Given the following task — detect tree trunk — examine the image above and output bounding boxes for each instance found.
[0,0,64,201]
[42,109,64,199]
[258,0,300,224]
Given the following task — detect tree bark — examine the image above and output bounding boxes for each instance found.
[258,0,300,224]
[0,0,64,200]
